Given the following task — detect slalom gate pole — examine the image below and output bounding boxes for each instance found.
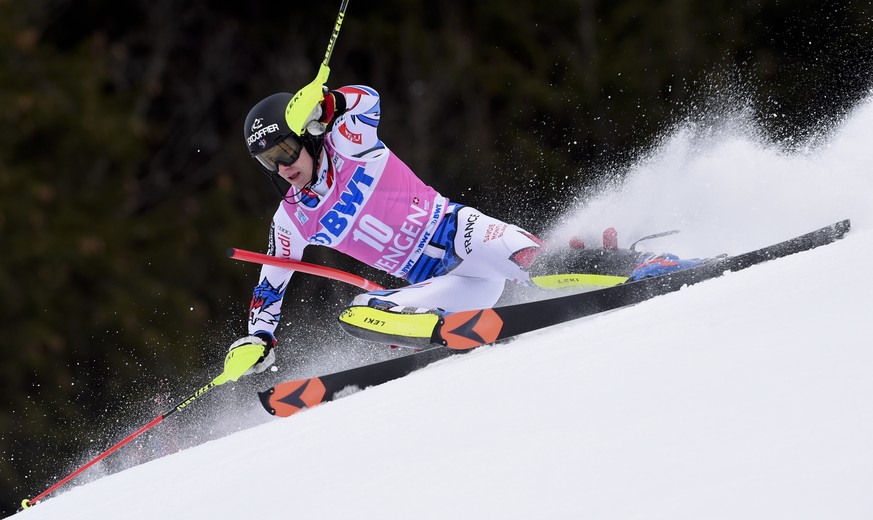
[227,248,385,291]
[20,342,268,510]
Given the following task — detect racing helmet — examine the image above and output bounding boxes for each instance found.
[243,92,324,173]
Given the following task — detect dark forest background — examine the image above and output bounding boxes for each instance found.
[2,0,872,515]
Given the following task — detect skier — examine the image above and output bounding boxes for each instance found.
[228,85,703,375]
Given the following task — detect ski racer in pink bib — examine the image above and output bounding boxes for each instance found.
[228,85,704,375]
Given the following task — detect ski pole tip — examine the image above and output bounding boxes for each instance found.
[21,498,33,509]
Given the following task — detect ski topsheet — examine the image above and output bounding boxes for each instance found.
[259,219,851,417]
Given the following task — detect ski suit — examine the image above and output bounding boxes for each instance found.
[247,85,543,338]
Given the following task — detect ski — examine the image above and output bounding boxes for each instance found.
[259,219,850,417]
[258,346,458,417]
[436,219,851,349]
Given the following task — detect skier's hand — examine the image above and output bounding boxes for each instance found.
[303,87,341,136]
[319,87,339,124]
[226,332,277,378]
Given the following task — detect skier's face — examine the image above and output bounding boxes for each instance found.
[278,146,313,190]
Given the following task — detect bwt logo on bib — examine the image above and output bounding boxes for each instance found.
[311,166,375,245]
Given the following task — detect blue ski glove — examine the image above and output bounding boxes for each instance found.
[227,331,277,377]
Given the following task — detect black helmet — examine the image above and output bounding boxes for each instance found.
[244,93,294,157]
[243,93,325,173]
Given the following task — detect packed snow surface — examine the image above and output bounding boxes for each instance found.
[14,97,873,519]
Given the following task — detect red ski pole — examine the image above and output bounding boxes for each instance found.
[20,343,267,510]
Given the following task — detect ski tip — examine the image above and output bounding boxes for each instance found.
[257,388,276,415]
[259,378,328,418]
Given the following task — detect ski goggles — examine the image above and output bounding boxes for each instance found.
[254,135,303,172]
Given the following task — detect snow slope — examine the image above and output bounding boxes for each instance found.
[13,99,873,519]
[16,223,873,520]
